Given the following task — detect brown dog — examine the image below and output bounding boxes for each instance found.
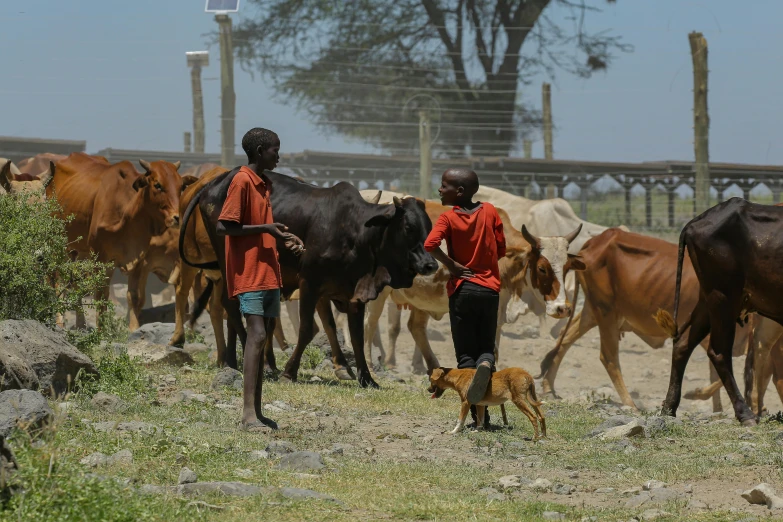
[427,367,547,439]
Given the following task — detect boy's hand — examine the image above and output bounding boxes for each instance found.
[269,223,305,255]
[448,261,474,280]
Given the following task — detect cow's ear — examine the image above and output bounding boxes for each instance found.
[181,175,198,192]
[566,254,586,271]
[132,175,149,192]
[364,205,396,228]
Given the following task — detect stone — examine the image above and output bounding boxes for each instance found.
[568,471,580,479]
[688,498,708,509]
[529,478,552,492]
[90,392,125,412]
[265,440,295,456]
[155,347,194,367]
[109,449,133,466]
[183,343,210,355]
[599,419,646,441]
[0,319,98,396]
[587,415,637,437]
[128,322,175,346]
[643,480,666,491]
[175,390,208,403]
[542,512,565,521]
[177,481,266,498]
[0,389,53,437]
[644,416,681,437]
[276,451,325,472]
[178,467,198,485]
[80,452,109,468]
[234,468,253,479]
[479,487,505,501]
[248,450,269,461]
[138,484,169,495]
[498,475,523,489]
[742,483,783,509]
[595,487,615,494]
[553,483,575,495]
[211,367,243,390]
[640,509,671,521]
[625,491,652,508]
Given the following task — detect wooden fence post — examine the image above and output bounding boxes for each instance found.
[689,32,710,214]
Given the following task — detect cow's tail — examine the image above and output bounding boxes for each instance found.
[535,275,580,380]
[179,184,219,270]
[743,314,756,406]
[654,225,687,340]
[189,278,214,329]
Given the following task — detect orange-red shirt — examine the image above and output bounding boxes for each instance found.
[218,166,282,298]
[423,202,506,296]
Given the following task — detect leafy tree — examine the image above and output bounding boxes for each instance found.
[233,0,630,157]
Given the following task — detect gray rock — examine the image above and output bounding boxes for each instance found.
[234,468,253,479]
[498,475,524,489]
[90,392,125,412]
[276,451,325,472]
[479,487,505,501]
[175,390,208,403]
[599,419,646,440]
[644,416,681,437]
[248,450,269,461]
[183,343,210,355]
[643,480,666,491]
[155,347,194,367]
[640,509,671,521]
[178,467,198,485]
[0,389,53,437]
[626,488,684,508]
[542,512,566,521]
[553,483,575,495]
[587,415,638,437]
[177,481,266,498]
[742,483,783,509]
[265,440,295,456]
[138,484,170,495]
[211,367,243,390]
[80,452,109,467]
[128,322,176,346]
[109,449,133,466]
[529,478,552,492]
[594,487,615,494]
[0,319,97,395]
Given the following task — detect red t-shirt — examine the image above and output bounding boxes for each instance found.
[423,202,506,296]
[217,166,282,298]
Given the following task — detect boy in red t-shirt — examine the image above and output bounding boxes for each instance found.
[424,168,506,425]
[216,127,304,430]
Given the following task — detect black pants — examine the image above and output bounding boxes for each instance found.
[448,281,499,370]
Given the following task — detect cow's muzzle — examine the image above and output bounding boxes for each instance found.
[412,250,438,276]
[548,302,572,319]
[167,214,181,229]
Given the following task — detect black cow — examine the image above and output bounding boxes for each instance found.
[181,169,438,388]
[655,198,783,425]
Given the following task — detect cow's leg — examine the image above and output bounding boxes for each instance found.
[769,340,783,407]
[272,318,288,350]
[347,303,379,389]
[596,316,637,410]
[408,307,440,373]
[539,306,598,398]
[282,283,319,383]
[385,302,402,369]
[364,288,390,370]
[495,289,512,362]
[209,278,228,367]
[709,360,723,412]
[94,267,114,329]
[315,298,355,380]
[264,317,278,373]
[170,264,196,347]
[220,285,245,370]
[750,317,783,415]
[703,296,755,425]
[126,264,148,332]
[662,300,710,417]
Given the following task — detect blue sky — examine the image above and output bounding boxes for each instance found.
[1,1,778,165]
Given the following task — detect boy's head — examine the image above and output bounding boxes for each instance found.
[242,128,280,171]
[438,168,479,206]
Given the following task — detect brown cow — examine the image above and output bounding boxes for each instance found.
[46,152,185,327]
[16,153,66,179]
[538,228,751,412]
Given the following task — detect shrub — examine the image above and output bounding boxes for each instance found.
[0,192,111,325]
[76,350,153,402]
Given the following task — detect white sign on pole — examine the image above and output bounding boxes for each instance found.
[205,0,240,13]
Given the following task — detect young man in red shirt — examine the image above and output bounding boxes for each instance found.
[424,168,506,426]
[216,127,304,430]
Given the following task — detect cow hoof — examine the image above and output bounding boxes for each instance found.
[334,368,355,381]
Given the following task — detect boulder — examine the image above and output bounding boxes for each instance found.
[742,483,783,509]
[275,451,325,472]
[90,392,125,412]
[598,419,646,441]
[128,322,176,346]
[211,368,243,391]
[0,389,53,437]
[0,319,97,396]
[178,467,198,485]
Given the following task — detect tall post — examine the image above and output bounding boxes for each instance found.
[216,15,236,168]
[542,83,553,160]
[523,139,532,159]
[184,132,192,153]
[689,31,710,214]
[190,64,205,153]
[419,110,432,199]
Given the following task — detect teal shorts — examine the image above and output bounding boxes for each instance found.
[237,289,281,317]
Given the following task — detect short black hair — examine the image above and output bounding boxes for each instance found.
[241,128,278,161]
[443,168,479,195]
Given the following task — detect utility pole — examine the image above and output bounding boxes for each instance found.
[184,132,192,153]
[542,82,556,198]
[523,139,532,159]
[216,14,236,167]
[186,51,209,154]
[419,110,432,198]
[689,31,710,213]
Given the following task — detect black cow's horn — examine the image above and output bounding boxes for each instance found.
[370,190,382,204]
[521,225,539,249]
[564,224,583,245]
[393,196,402,208]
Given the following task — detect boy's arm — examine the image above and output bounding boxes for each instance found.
[424,214,474,279]
[216,221,285,237]
[493,208,506,258]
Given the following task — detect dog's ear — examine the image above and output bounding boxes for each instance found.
[429,368,444,380]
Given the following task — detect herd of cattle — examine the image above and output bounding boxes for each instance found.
[2,152,782,425]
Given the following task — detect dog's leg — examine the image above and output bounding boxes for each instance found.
[476,406,486,431]
[513,397,541,440]
[500,405,508,426]
[451,402,470,434]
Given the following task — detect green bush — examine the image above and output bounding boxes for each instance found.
[301,344,325,370]
[0,192,111,325]
[76,350,153,402]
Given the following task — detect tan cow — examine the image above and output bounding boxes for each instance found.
[0,158,54,199]
[538,228,750,412]
[46,153,185,327]
[359,191,585,374]
[16,153,66,179]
